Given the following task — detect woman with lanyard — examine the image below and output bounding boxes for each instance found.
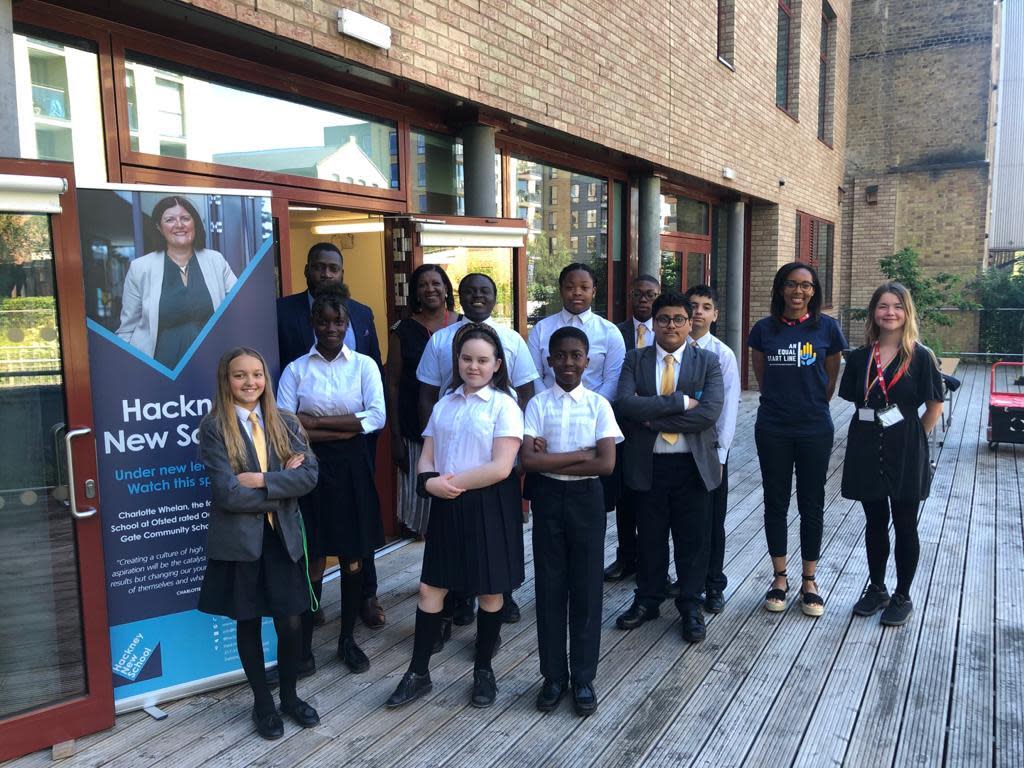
[748,262,846,617]
[839,282,943,626]
[277,286,386,675]
[386,264,461,535]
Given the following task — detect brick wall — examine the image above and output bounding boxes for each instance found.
[180,0,849,227]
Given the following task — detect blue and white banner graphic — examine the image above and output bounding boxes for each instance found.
[76,185,278,710]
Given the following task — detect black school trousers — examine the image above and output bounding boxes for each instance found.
[634,453,712,615]
[531,475,606,685]
[706,461,729,592]
[755,428,834,562]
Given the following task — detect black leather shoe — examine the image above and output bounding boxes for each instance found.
[500,595,521,623]
[681,611,706,643]
[252,707,284,740]
[297,654,316,679]
[470,668,498,708]
[360,597,386,629]
[603,558,637,582]
[338,636,370,673]
[279,697,320,728]
[573,682,598,717]
[432,616,453,655]
[616,601,660,630]
[665,579,681,599]
[452,596,476,626]
[385,671,432,709]
[704,588,725,614]
[535,678,567,711]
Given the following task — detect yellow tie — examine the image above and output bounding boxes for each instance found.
[636,324,648,348]
[248,412,273,528]
[659,354,679,445]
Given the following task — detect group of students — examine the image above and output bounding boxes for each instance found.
[193,245,944,740]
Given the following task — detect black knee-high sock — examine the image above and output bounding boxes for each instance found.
[474,607,502,671]
[237,618,274,714]
[274,614,302,706]
[300,580,322,661]
[409,608,442,675]
[340,567,364,640]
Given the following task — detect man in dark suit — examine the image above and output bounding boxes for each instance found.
[605,275,660,581]
[613,291,724,643]
[276,241,387,629]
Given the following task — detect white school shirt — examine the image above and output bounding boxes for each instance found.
[527,308,626,401]
[423,385,524,476]
[235,404,263,440]
[690,332,739,465]
[416,317,540,393]
[523,383,624,481]
[632,317,654,348]
[652,343,691,454]
[277,344,385,433]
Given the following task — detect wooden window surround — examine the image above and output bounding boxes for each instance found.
[795,210,835,309]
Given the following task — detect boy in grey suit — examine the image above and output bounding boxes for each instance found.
[613,292,724,643]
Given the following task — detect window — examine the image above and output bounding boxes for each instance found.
[796,212,835,307]
[660,195,709,235]
[717,0,736,67]
[124,53,399,188]
[776,0,800,115]
[818,4,836,144]
[12,31,106,183]
[408,129,468,214]
[508,157,609,322]
[587,183,597,202]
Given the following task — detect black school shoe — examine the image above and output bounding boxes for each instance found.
[500,595,521,623]
[573,682,598,717]
[704,588,725,614]
[338,636,370,673]
[681,611,706,643]
[452,596,476,626]
[603,557,637,581]
[853,583,891,616]
[279,697,320,728]
[536,679,567,712]
[252,707,284,740]
[385,671,432,708]
[880,593,913,626]
[470,668,498,708]
[616,600,660,630]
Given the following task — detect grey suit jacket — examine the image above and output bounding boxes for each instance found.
[614,345,724,492]
[199,411,318,563]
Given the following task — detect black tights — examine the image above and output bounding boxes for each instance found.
[301,557,365,660]
[237,614,303,714]
[862,498,921,598]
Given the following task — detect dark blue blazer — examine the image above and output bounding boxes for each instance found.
[276,290,383,370]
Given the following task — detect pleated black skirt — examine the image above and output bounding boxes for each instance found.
[299,435,384,559]
[421,473,525,595]
[198,521,310,621]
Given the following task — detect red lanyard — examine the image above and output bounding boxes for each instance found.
[780,312,810,327]
[865,344,906,404]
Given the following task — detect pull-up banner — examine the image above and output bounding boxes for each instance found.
[77,185,278,711]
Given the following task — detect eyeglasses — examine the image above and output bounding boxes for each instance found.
[783,280,815,292]
[654,314,690,327]
[631,290,659,301]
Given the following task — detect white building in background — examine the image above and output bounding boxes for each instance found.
[990,0,1023,269]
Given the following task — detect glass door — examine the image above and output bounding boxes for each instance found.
[660,248,710,293]
[0,161,112,761]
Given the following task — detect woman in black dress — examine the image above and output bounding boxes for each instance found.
[277,288,386,673]
[386,264,461,534]
[839,282,944,626]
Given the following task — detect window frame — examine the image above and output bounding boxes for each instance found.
[775,0,799,120]
[795,210,835,309]
[717,0,736,70]
[817,3,836,146]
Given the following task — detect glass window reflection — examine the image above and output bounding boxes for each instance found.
[409,129,465,215]
[124,55,399,189]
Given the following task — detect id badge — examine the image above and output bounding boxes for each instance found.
[876,405,904,428]
[858,408,875,422]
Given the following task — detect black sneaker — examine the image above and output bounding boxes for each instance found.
[880,593,913,626]
[852,583,890,616]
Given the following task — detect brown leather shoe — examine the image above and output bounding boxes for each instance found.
[360,596,386,629]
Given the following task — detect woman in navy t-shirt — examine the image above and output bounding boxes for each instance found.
[747,262,846,617]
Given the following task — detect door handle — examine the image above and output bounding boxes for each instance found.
[65,427,97,519]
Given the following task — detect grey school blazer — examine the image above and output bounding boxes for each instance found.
[199,411,318,563]
[614,344,724,493]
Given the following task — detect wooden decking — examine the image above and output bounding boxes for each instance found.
[8,363,1023,767]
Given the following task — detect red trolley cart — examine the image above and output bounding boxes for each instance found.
[987,361,1024,450]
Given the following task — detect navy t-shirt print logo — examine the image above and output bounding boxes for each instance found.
[799,341,817,366]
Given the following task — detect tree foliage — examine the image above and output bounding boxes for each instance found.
[970,259,1024,355]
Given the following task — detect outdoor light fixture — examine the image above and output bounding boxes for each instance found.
[722,167,736,180]
[337,9,392,50]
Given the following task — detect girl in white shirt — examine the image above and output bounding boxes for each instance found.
[386,324,524,711]
[277,288,385,676]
